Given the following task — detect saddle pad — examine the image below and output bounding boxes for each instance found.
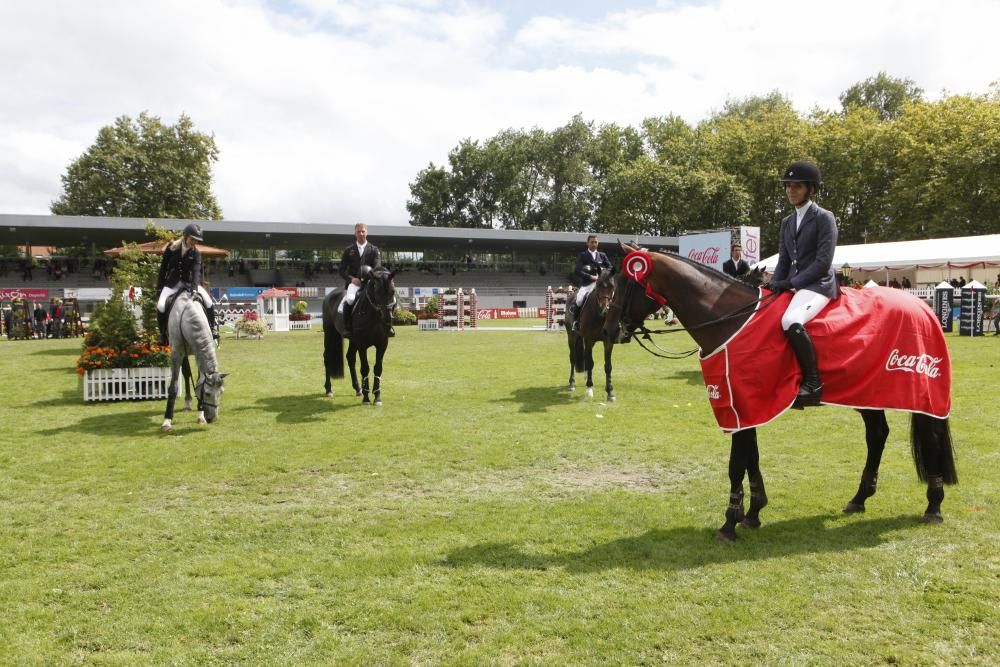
[699,287,951,432]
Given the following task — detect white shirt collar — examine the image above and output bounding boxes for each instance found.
[356,242,367,254]
[795,201,812,228]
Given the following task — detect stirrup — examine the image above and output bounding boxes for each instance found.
[794,380,823,407]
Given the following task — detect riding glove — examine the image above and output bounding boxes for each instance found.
[766,279,793,293]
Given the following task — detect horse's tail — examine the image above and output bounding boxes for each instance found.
[910,413,958,485]
[323,290,345,379]
[573,335,585,372]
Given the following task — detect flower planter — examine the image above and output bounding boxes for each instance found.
[83,366,171,402]
[289,319,312,330]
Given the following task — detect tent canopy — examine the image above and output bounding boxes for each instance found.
[103,240,230,258]
[757,234,1000,272]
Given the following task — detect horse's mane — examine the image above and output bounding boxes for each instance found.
[653,250,757,294]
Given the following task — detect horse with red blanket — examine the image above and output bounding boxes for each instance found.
[605,244,957,541]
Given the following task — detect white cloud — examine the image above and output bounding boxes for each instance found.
[1,0,997,226]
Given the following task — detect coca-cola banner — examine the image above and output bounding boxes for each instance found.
[679,232,730,272]
[739,226,761,266]
[0,288,49,300]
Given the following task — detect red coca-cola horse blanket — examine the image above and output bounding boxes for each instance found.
[699,287,951,432]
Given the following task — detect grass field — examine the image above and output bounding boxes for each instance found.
[1,322,998,665]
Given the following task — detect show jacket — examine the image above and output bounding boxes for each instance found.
[574,249,612,285]
[722,258,750,278]
[338,242,383,286]
[771,202,839,299]
[157,242,203,292]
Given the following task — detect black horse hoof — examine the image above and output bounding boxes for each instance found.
[740,517,761,529]
[922,512,944,524]
[714,529,737,543]
[843,502,866,514]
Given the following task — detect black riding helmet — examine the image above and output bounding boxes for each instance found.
[781,161,822,189]
[183,223,204,242]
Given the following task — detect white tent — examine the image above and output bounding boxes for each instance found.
[757,234,1000,273]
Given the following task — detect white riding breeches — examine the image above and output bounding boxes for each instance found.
[575,281,597,306]
[338,283,361,313]
[158,284,212,312]
[780,288,831,330]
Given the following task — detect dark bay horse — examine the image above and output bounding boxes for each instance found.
[322,267,397,406]
[162,291,226,432]
[604,244,957,541]
[564,269,619,400]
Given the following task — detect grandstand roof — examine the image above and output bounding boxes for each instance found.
[0,214,678,255]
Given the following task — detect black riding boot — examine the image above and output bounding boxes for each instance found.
[785,323,822,407]
[157,310,169,346]
[569,302,580,331]
[206,305,220,345]
[342,305,353,339]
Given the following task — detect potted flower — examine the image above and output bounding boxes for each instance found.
[78,228,173,402]
[289,300,312,329]
[234,311,267,339]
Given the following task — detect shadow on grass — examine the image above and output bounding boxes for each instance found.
[671,369,706,386]
[29,389,84,408]
[36,407,163,437]
[233,393,348,423]
[30,346,83,356]
[492,385,581,414]
[444,513,917,572]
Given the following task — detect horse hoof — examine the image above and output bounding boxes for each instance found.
[355,390,362,397]
[182,403,192,412]
[374,400,382,407]
[198,415,207,424]
[161,421,172,432]
[362,397,371,404]
[922,513,944,525]
[607,394,616,402]
[326,391,333,398]
[843,502,866,514]
[714,529,737,543]
[740,517,761,529]
[585,388,594,398]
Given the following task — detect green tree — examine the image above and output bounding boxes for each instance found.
[51,112,222,219]
[840,72,924,121]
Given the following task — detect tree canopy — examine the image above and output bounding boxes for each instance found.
[407,75,1000,254]
[51,112,223,220]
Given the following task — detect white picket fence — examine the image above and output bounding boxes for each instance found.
[289,319,313,330]
[83,366,171,402]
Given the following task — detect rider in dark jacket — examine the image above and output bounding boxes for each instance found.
[156,223,218,345]
[766,161,839,407]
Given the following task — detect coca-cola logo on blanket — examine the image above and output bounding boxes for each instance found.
[884,349,943,378]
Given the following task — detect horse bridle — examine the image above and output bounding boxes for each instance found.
[609,278,783,359]
[195,376,220,410]
[361,273,396,322]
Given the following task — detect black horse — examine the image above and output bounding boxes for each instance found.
[605,244,957,541]
[564,269,619,400]
[322,267,397,406]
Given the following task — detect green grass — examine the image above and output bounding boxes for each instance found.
[1,326,998,665]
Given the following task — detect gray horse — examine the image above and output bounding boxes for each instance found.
[161,291,226,432]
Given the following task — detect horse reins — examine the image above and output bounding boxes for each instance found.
[611,280,783,359]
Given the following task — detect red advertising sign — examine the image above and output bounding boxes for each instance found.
[0,288,50,300]
[476,308,522,320]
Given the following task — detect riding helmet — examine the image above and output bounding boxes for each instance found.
[183,223,204,242]
[781,161,822,187]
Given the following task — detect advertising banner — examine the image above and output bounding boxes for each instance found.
[0,288,49,300]
[226,287,267,300]
[73,288,113,301]
[739,226,761,266]
[679,232,729,272]
[933,281,954,332]
[959,281,986,336]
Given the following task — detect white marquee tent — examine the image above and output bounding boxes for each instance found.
[757,234,1000,285]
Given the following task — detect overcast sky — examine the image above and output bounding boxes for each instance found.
[1,0,997,226]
